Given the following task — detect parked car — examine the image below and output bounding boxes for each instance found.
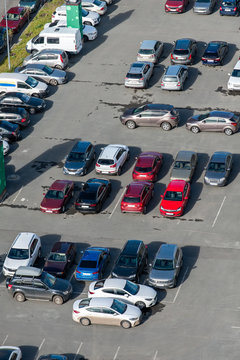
[160,180,190,217]
[44,20,98,42]
[161,65,188,91]
[0,347,22,360]
[202,41,228,65]
[0,107,30,128]
[186,111,240,135]
[0,136,10,156]
[38,355,68,360]
[2,232,41,277]
[0,7,30,33]
[125,62,154,89]
[6,266,72,304]
[43,242,76,277]
[18,0,42,13]
[193,0,216,13]
[132,152,163,182]
[120,104,179,130]
[40,180,74,214]
[0,120,21,142]
[204,151,232,186]
[15,64,68,86]
[111,240,148,282]
[121,181,154,214]
[220,0,240,15]
[52,5,101,26]
[171,38,197,65]
[88,278,157,309]
[137,40,164,64]
[170,151,198,182]
[81,0,107,15]
[95,144,129,175]
[0,92,46,114]
[147,244,183,288]
[72,297,142,328]
[23,49,69,70]
[0,27,13,53]
[63,141,95,176]
[75,247,110,281]
[75,178,111,213]
[227,58,240,91]
[165,0,189,12]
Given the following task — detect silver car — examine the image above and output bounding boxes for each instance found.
[170,151,198,182]
[193,0,216,13]
[161,65,188,91]
[23,49,69,70]
[15,64,67,86]
[137,40,164,64]
[125,62,154,89]
[204,151,232,186]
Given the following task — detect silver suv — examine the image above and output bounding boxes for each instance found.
[137,40,164,64]
[95,144,129,175]
[161,65,188,91]
[23,49,69,70]
[125,62,154,89]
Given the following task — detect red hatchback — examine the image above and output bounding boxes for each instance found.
[165,0,189,13]
[40,180,74,214]
[121,181,154,214]
[160,180,190,217]
[132,152,163,182]
[0,7,30,33]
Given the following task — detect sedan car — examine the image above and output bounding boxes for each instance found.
[171,38,197,65]
[220,0,240,15]
[125,62,154,89]
[193,0,216,13]
[75,178,111,213]
[132,152,163,182]
[0,7,30,33]
[121,181,154,214]
[160,180,190,217]
[72,297,142,328]
[81,0,107,15]
[40,180,74,214]
[88,278,157,309]
[161,65,188,91]
[0,347,22,360]
[0,107,30,128]
[165,0,189,12]
[0,120,21,142]
[204,151,232,186]
[63,141,95,176]
[120,104,179,130]
[227,58,240,91]
[170,151,198,182]
[15,64,67,86]
[202,41,228,66]
[43,242,76,277]
[186,111,240,135]
[137,40,164,64]
[0,92,46,114]
[75,246,110,281]
[95,144,129,175]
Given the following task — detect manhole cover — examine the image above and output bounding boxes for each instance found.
[7,174,20,181]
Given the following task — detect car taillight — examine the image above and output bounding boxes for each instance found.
[109,164,116,168]
[89,204,97,207]
[8,284,12,289]
[161,82,164,86]
[188,54,192,60]
[96,163,100,167]
[100,7,104,10]
[177,82,181,86]
[170,116,177,120]
[234,7,237,10]
[139,77,144,81]
[171,54,173,59]
[215,58,220,61]
[73,310,80,314]
[12,131,16,136]
[231,122,237,126]
[21,118,26,123]
[145,245,148,248]
[89,291,95,294]
[92,271,99,274]
[60,54,63,63]
[202,57,206,61]
[76,270,81,274]
[220,6,222,9]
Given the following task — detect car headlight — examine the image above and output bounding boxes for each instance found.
[176,207,182,211]
[76,168,83,174]
[63,290,69,295]
[219,178,225,182]
[51,207,61,211]
[160,206,166,211]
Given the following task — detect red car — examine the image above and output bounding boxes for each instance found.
[165,0,189,13]
[132,152,163,182]
[160,180,190,217]
[40,180,74,214]
[121,181,154,214]
[0,7,30,33]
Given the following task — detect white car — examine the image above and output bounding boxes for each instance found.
[52,5,100,27]
[88,278,157,309]
[72,297,142,328]
[3,232,41,277]
[228,58,240,91]
[0,136,10,155]
[82,0,107,15]
[44,20,98,42]
[95,144,129,175]
[0,346,22,360]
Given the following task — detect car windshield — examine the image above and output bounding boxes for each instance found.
[208,162,225,172]
[123,196,140,203]
[8,248,29,260]
[45,190,64,199]
[133,105,147,114]
[26,76,38,88]
[48,253,67,262]
[135,166,152,173]
[222,0,235,3]
[68,152,85,161]
[118,255,137,267]
[41,271,56,287]
[111,299,127,314]
[163,76,178,82]
[124,280,139,295]
[6,13,20,21]
[164,191,183,201]
[82,9,89,16]
[79,191,96,200]
[174,161,191,170]
[93,0,102,5]
[79,260,97,268]
[127,73,142,79]
[174,49,189,55]
[139,49,154,55]
[198,113,209,121]
[153,259,174,270]
[98,159,114,165]
[42,65,54,75]
[232,69,240,77]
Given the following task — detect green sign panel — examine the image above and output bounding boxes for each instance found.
[66,1,83,38]
[0,141,6,201]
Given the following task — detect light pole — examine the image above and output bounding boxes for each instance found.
[4,0,11,70]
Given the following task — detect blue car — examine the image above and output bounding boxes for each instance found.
[75,247,110,281]
[202,41,228,66]
[220,0,240,15]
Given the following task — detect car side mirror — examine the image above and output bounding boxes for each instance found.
[184,196,188,200]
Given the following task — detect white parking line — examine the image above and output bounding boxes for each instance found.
[231,326,240,329]
[39,338,45,351]
[108,188,126,219]
[12,186,23,204]
[152,350,158,360]
[73,342,83,360]
[212,196,226,228]
[2,335,8,345]
[172,266,189,304]
[113,346,120,360]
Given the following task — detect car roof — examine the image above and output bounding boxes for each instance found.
[51,241,73,253]
[71,141,91,153]
[82,182,101,193]
[167,179,187,191]
[122,240,143,255]
[37,49,65,55]
[15,266,42,277]
[129,62,145,74]
[82,249,102,261]
[206,42,224,50]
[210,151,231,162]
[24,64,47,70]
[175,150,197,162]
[209,111,234,118]
[7,7,24,14]
[137,154,155,167]
[13,232,37,249]
[126,182,148,196]
[140,40,158,50]
[0,73,28,81]
[165,65,183,76]
[156,244,178,260]
[100,144,125,159]
[89,297,114,307]
[175,38,192,49]
[49,180,72,191]
[104,278,127,288]
[146,104,174,111]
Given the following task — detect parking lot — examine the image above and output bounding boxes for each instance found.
[1,0,240,359]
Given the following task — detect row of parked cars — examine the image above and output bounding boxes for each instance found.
[165,0,240,15]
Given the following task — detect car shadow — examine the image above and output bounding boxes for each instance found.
[223,43,237,66]
[147,182,165,213]
[102,179,122,211]
[0,253,6,284]
[193,152,209,182]
[37,233,62,259]
[180,245,200,284]
[157,152,173,180]
[228,153,240,185]
[104,246,121,278]
[20,346,39,360]
[63,354,89,360]
[176,107,194,127]
[158,42,173,63]
[185,181,203,214]
[194,40,207,64]
[149,64,165,88]
[184,67,199,90]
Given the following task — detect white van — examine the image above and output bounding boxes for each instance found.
[26,27,82,55]
[0,73,48,98]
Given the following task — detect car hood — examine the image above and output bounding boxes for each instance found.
[4,256,30,270]
[149,268,176,281]
[27,96,44,107]
[205,170,226,180]
[124,304,142,318]
[41,197,63,209]
[229,76,240,84]
[52,278,71,292]
[161,199,183,211]
[0,20,19,29]
[170,168,191,181]
[112,266,137,279]
[121,108,134,118]
[64,160,85,170]
[194,2,210,7]
[43,261,66,273]
[137,284,157,299]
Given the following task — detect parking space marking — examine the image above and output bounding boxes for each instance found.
[2,335,8,345]
[172,266,189,304]
[12,186,23,204]
[39,338,45,351]
[152,350,158,360]
[73,342,83,360]
[231,326,240,329]
[212,196,226,228]
[113,346,120,360]
[108,188,126,219]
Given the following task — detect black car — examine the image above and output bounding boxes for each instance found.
[75,178,111,213]
[0,92,46,114]
[171,38,197,65]
[63,141,95,176]
[202,41,229,66]
[0,120,21,142]
[6,266,72,304]
[0,107,30,128]
[43,241,76,277]
[111,240,148,282]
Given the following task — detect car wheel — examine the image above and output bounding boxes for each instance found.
[83,35,88,42]
[224,128,233,136]
[191,126,200,134]
[49,78,58,86]
[161,122,172,131]
[143,205,147,214]
[14,292,25,302]
[121,320,131,329]
[55,64,63,70]
[117,166,122,176]
[53,295,64,305]
[135,301,146,310]
[126,120,136,130]
[80,317,91,326]
[29,108,36,115]
[85,21,92,25]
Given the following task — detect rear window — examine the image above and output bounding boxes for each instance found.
[98,159,114,165]
[139,49,154,55]
[123,196,140,203]
[174,49,189,55]
[79,260,97,268]
[127,73,142,79]
[163,76,178,82]
[231,115,239,122]
[135,166,152,173]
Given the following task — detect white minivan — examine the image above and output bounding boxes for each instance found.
[26,27,82,55]
[0,73,48,98]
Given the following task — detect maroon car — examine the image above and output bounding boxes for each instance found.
[40,180,74,214]
[43,242,76,277]
[132,152,163,182]
[165,0,189,12]
[121,181,154,214]
[0,7,30,33]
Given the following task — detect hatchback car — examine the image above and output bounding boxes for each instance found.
[220,0,240,15]
[0,347,22,360]
[75,247,110,281]
[3,232,41,277]
[227,58,240,91]
[125,62,154,89]
[204,151,232,186]
[40,180,74,214]
[18,0,42,13]
[171,38,197,65]
[111,240,148,282]
[23,49,69,70]
[170,151,198,182]
[95,144,129,175]
[120,104,179,131]
[193,0,216,13]
[88,278,157,309]
[0,107,30,128]
[81,0,107,15]
[15,64,67,86]
[75,178,111,213]
[0,92,46,114]
[43,242,76,277]
[0,120,21,142]
[0,7,30,33]
[63,141,95,176]
[6,266,72,304]
[161,65,188,91]
[186,111,240,135]
[137,40,164,64]
[147,244,183,288]
[165,0,189,12]
[72,297,142,328]
[160,180,190,217]
[132,152,163,182]
[202,41,228,65]
[121,181,154,214]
